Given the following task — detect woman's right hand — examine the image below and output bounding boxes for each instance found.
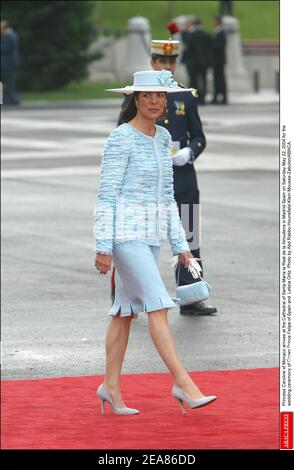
[178,251,193,268]
[95,253,112,275]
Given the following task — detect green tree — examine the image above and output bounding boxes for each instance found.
[2,0,98,91]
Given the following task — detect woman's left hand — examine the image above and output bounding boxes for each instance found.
[178,251,193,268]
[95,253,112,275]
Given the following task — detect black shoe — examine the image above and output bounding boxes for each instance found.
[209,99,228,105]
[180,301,218,316]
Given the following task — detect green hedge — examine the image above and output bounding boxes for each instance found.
[94,0,279,40]
[2,0,99,91]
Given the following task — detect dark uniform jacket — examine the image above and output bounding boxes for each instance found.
[1,28,20,69]
[212,27,226,65]
[117,89,206,196]
[184,29,213,68]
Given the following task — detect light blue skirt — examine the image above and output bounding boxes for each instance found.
[109,242,176,318]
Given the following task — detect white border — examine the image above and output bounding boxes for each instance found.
[280,0,294,450]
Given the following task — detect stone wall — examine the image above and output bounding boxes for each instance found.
[87,19,279,92]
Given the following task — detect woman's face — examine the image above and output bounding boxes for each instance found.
[136,92,166,121]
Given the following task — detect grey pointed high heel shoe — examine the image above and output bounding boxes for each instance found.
[97,384,140,415]
[172,385,217,414]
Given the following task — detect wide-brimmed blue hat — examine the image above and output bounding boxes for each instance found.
[105,70,194,94]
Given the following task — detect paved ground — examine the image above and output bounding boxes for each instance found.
[1,92,279,380]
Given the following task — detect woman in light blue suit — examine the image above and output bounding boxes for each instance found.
[94,70,216,415]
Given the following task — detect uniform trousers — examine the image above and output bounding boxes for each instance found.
[213,64,227,103]
[175,188,203,286]
[186,64,208,105]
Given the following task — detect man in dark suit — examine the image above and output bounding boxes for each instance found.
[1,20,21,105]
[211,15,227,104]
[181,18,213,105]
[113,39,217,316]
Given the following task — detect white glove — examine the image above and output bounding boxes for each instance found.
[173,147,192,166]
[171,256,202,277]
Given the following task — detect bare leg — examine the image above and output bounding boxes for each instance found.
[148,308,204,399]
[103,313,133,407]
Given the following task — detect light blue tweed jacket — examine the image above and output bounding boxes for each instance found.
[94,123,189,255]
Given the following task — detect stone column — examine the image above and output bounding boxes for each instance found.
[124,17,152,79]
[222,15,250,92]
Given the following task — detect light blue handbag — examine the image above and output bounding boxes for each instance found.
[173,258,211,306]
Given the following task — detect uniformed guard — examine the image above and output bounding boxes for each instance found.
[211,15,227,105]
[1,20,21,105]
[114,36,217,316]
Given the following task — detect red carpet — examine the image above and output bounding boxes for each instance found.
[1,368,279,449]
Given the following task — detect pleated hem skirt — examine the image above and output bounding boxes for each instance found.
[108,242,176,319]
